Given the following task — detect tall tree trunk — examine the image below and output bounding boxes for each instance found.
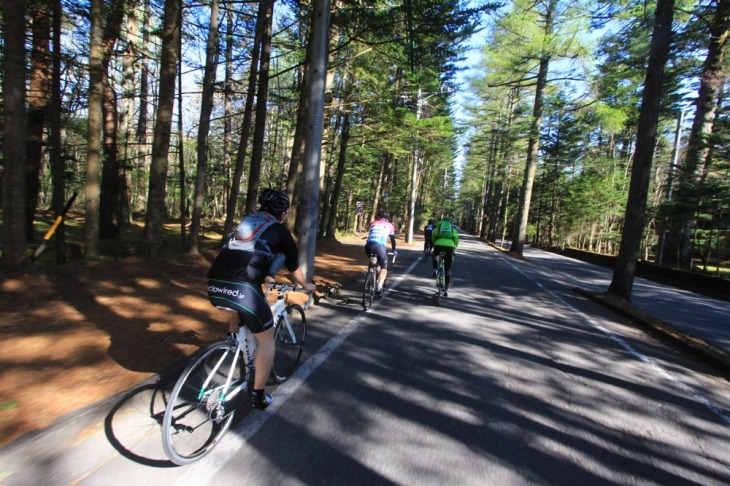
[480,137,497,240]
[314,41,337,237]
[656,111,683,264]
[223,0,265,235]
[370,161,385,223]
[135,0,152,212]
[1,0,28,269]
[222,6,234,220]
[99,0,127,239]
[608,0,675,299]
[510,0,555,255]
[325,112,349,237]
[26,0,52,241]
[51,0,67,264]
[297,0,331,280]
[189,0,220,253]
[244,0,275,214]
[318,112,337,238]
[285,55,310,232]
[141,0,181,259]
[177,39,186,248]
[85,0,105,259]
[121,2,139,227]
[667,0,730,268]
[285,3,311,233]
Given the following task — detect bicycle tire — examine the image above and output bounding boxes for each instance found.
[362,269,375,309]
[161,341,248,465]
[271,304,306,383]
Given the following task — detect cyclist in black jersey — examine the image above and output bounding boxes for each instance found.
[423,219,434,253]
[207,189,316,410]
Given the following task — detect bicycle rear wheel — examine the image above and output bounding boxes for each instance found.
[435,257,445,306]
[161,341,248,465]
[271,304,306,383]
[362,269,375,309]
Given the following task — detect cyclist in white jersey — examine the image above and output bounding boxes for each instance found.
[364,211,397,295]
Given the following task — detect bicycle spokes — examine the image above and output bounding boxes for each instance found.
[271,305,306,383]
[162,342,242,465]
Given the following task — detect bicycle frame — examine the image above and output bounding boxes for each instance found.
[267,285,312,344]
[270,298,291,340]
[200,327,253,406]
[212,284,311,402]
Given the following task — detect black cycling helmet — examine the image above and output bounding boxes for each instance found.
[376,211,390,221]
[258,188,290,214]
[428,218,434,224]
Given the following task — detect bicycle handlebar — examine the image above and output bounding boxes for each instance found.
[265,283,315,310]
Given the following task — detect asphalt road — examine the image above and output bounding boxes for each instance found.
[2,234,730,485]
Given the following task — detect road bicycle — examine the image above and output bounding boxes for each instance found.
[362,251,396,310]
[161,283,312,465]
[435,251,446,306]
[423,238,433,262]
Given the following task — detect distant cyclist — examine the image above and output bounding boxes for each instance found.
[423,218,435,254]
[206,188,316,410]
[365,211,397,296]
[431,217,459,297]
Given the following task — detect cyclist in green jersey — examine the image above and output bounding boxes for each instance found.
[431,218,459,297]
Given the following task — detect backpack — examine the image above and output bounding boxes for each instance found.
[433,221,453,240]
[225,211,286,276]
[229,211,277,252]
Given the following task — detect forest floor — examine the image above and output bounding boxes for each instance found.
[0,232,421,448]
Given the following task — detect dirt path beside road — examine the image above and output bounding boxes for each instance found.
[0,234,418,447]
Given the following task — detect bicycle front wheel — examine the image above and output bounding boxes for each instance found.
[271,304,306,383]
[362,269,375,310]
[161,341,247,465]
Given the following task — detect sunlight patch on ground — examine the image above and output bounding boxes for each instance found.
[135,278,163,289]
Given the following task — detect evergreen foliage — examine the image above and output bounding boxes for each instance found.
[0,0,728,277]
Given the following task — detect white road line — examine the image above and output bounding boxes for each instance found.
[177,241,730,483]
[175,253,421,482]
[500,253,730,426]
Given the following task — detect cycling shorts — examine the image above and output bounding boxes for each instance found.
[364,241,389,270]
[207,279,274,333]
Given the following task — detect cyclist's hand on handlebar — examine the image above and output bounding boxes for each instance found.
[302,282,317,293]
